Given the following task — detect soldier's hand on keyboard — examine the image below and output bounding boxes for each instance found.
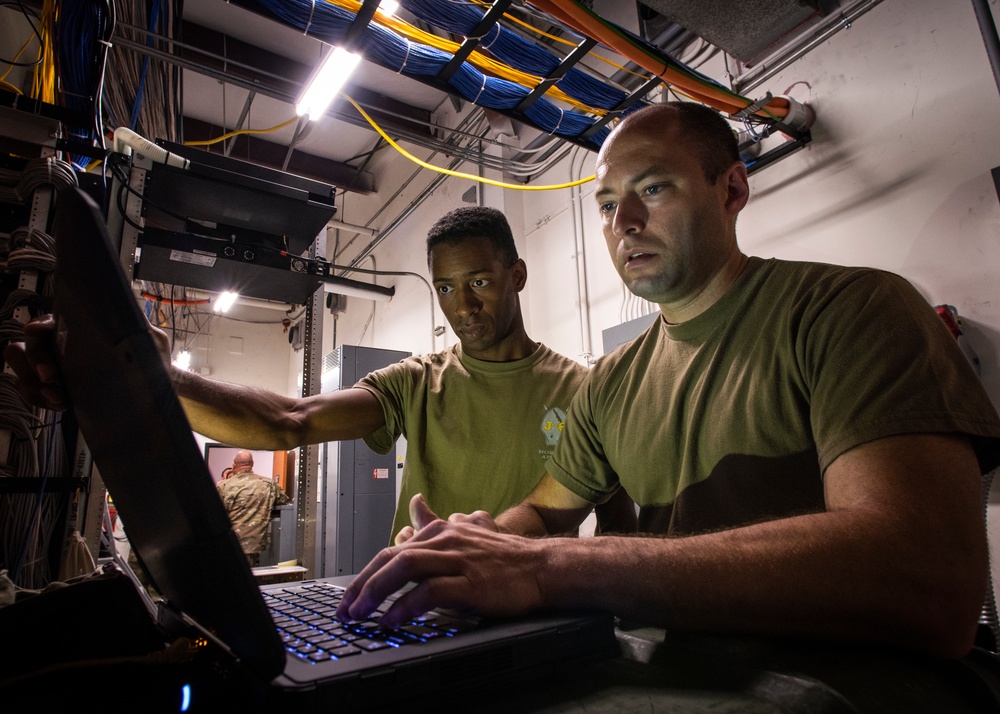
[394,494,497,544]
[338,495,548,629]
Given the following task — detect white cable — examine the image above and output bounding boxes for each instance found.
[112,127,190,169]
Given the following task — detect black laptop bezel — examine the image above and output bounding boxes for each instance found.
[52,186,286,679]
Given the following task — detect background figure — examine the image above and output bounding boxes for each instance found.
[216,450,290,567]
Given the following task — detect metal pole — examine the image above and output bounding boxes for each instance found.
[972,0,1000,98]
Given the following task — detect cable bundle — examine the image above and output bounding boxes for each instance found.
[253,0,610,146]
[103,1,179,153]
[11,157,79,202]
[530,0,794,123]
[7,227,57,275]
[53,0,115,169]
[9,227,56,256]
[398,0,633,112]
[0,376,42,480]
[360,31,608,142]
[0,228,55,348]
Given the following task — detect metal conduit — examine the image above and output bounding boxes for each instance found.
[972,0,1000,98]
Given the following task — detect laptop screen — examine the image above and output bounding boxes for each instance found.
[52,186,285,678]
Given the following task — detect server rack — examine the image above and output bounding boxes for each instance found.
[316,345,410,577]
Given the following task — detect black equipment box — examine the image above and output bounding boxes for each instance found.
[144,140,337,257]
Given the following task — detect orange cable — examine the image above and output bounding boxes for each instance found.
[532,0,788,119]
[142,291,211,306]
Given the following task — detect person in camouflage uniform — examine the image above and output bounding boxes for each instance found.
[216,450,290,566]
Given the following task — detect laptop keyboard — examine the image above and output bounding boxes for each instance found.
[264,581,478,664]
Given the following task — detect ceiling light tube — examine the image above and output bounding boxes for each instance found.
[214,291,239,313]
[296,46,362,121]
[328,218,378,236]
[173,350,192,371]
[322,276,394,303]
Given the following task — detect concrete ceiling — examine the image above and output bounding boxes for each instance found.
[104,0,846,194]
[132,1,452,195]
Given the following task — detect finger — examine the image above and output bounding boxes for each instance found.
[336,544,406,620]
[447,509,497,531]
[409,493,440,531]
[3,342,39,392]
[21,316,61,384]
[3,342,68,411]
[341,546,458,623]
[146,321,172,362]
[394,526,415,545]
[378,575,472,630]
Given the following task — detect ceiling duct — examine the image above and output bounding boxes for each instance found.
[639,0,841,67]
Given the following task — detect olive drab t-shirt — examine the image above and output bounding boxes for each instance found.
[357,344,588,540]
[547,257,1000,536]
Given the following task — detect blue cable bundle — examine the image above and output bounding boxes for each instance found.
[130,0,164,131]
[253,0,609,146]
[398,0,633,113]
[56,0,113,169]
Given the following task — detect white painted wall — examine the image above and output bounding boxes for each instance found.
[202,0,1000,591]
[187,306,295,395]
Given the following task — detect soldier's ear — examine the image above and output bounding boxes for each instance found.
[510,259,527,291]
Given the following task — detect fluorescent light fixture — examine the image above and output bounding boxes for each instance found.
[322,276,394,303]
[173,350,192,371]
[377,0,399,16]
[214,291,239,313]
[296,46,362,121]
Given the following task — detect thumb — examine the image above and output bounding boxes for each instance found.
[409,493,440,531]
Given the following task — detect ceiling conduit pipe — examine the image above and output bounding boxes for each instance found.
[971,0,1000,97]
[334,108,487,260]
[733,0,885,93]
[569,145,593,365]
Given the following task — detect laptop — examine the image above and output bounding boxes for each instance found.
[50,186,618,708]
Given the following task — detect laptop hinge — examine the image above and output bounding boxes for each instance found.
[157,599,241,665]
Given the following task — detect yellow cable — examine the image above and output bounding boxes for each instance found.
[0,80,24,95]
[325,0,605,116]
[31,0,56,103]
[469,0,650,82]
[183,116,300,147]
[0,29,35,85]
[344,94,594,191]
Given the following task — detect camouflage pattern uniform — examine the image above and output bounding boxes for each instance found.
[216,470,290,566]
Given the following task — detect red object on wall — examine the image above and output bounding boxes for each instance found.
[935,305,962,340]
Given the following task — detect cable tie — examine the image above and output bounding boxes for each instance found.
[480,26,500,51]
[97,39,113,48]
[304,0,316,36]
[733,91,773,120]
[399,39,411,73]
[552,108,565,134]
[474,75,487,104]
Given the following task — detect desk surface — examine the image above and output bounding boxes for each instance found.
[251,564,307,586]
[6,564,997,714]
[460,627,1000,714]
